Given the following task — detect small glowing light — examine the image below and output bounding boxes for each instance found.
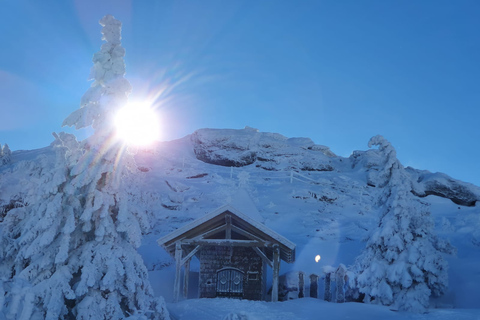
[315,255,321,263]
[115,103,160,146]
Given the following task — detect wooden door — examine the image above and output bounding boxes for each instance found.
[216,267,244,298]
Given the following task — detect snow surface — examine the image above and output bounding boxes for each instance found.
[2,128,480,319]
[167,298,480,320]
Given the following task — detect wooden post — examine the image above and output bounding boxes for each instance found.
[183,259,190,299]
[309,274,319,298]
[336,265,346,303]
[271,245,280,302]
[298,272,305,298]
[262,258,267,301]
[290,170,293,183]
[324,273,331,302]
[173,242,182,302]
[225,214,232,239]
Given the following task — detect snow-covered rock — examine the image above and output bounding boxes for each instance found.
[408,169,480,206]
[192,128,336,171]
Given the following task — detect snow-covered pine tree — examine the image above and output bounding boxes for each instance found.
[354,135,454,313]
[0,15,169,320]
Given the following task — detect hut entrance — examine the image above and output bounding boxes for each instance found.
[216,267,244,298]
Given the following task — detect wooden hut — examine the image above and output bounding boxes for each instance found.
[157,205,296,302]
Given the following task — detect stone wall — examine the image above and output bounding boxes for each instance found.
[198,246,264,300]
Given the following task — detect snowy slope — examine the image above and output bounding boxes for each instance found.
[1,128,480,318]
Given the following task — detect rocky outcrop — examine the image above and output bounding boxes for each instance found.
[408,168,480,207]
[191,127,337,171]
[191,128,259,167]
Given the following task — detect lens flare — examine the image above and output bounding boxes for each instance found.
[315,255,321,263]
[115,103,160,146]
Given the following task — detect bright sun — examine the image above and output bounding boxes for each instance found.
[115,103,160,146]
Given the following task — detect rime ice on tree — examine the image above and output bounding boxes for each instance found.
[0,144,11,166]
[0,15,169,320]
[354,135,455,313]
[63,14,131,146]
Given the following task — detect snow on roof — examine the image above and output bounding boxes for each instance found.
[157,204,296,263]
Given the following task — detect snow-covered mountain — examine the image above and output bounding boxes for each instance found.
[2,127,480,314]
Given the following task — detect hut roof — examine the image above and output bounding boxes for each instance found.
[157,205,296,263]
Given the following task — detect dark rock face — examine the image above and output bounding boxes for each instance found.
[301,164,334,172]
[194,148,257,167]
[191,128,337,171]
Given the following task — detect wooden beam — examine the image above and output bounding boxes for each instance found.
[173,242,182,302]
[181,245,201,266]
[271,245,280,302]
[157,205,296,253]
[180,238,269,247]
[193,224,227,240]
[253,247,273,268]
[231,224,264,242]
[225,214,232,239]
[183,259,190,299]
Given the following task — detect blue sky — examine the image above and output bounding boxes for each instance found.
[1,0,479,185]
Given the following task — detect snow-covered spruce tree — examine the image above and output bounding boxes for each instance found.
[354,135,454,313]
[0,132,74,320]
[0,15,169,320]
[0,144,11,165]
